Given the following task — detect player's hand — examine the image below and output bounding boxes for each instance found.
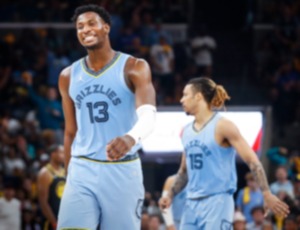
[159,196,172,211]
[263,191,289,218]
[106,135,135,161]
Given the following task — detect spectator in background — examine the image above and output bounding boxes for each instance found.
[270,166,295,199]
[127,37,149,59]
[23,72,63,141]
[236,173,264,223]
[274,3,300,55]
[140,11,156,47]
[141,209,150,230]
[119,25,138,53]
[150,35,175,99]
[233,211,247,230]
[246,206,270,230]
[148,214,164,230]
[0,184,21,230]
[47,48,70,86]
[3,147,26,177]
[267,146,290,167]
[272,190,298,230]
[282,215,298,230]
[21,209,41,230]
[190,25,217,77]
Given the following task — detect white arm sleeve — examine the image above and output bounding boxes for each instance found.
[126,104,156,144]
[161,191,175,227]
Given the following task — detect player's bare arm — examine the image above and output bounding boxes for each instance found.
[106,57,156,160]
[159,154,187,210]
[58,67,77,172]
[171,158,188,199]
[37,168,57,229]
[217,118,289,217]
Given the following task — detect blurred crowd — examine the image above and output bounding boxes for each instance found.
[0,0,300,230]
[256,1,300,133]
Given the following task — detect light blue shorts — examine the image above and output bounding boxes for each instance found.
[57,155,144,230]
[180,193,234,230]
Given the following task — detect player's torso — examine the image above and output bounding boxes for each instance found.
[181,113,237,198]
[69,52,140,160]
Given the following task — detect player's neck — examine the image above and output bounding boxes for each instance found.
[86,45,115,70]
[194,109,214,126]
[49,161,62,171]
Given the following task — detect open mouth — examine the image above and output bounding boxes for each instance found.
[83,35,96,43]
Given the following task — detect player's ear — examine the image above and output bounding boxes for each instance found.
[103,24,110,34]
[195,92,203,100]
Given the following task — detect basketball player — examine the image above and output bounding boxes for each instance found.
[161,174,186,230]
[37,144,65,230]
[57,4,156,230]
[159,77,289,229]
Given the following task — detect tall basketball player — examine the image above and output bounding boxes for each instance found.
[57,4,156,230]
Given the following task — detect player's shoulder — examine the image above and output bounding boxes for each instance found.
[216,116,239,136]
[124,56,150,73]
[59,57,83,78]
[59,66,72,78]
[216,116,234,128]
[38,166,52,179]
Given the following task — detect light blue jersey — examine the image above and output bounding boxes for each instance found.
[57,52,145,230]
[181,112,237,199]
[69,51,140,160]
[180,113,236,229]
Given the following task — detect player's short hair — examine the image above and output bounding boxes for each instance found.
[71,4,111,25]
[46,144,60,155]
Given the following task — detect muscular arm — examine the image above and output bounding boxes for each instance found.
[106,58,156,160]
[218,118,290,216]
[126,57,156,107]
[58,67,77,173]
[217,119,270,193]
[37,169,57,228]
[169,154,188,199]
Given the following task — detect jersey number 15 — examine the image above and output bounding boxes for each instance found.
[189,153,203,170]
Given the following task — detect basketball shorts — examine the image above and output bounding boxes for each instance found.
[57,155,144,230]
[180,193,234,230]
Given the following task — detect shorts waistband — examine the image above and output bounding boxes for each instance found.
[75,152,139,164]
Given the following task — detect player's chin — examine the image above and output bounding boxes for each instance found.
[182,106,189,114]
[84,43,99,50]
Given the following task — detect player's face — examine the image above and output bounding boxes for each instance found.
[76,12,109,50]
[180,84,199,115]
[54,146,65,165]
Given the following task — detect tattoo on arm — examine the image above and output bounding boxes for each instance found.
[170,171,188,198]
[249,162,269,192]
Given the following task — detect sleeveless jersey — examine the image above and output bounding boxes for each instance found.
[69,52,141,160]
[181,113,237,199]
[46,164,65,217]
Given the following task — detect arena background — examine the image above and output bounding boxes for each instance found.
[0,0,300,229]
